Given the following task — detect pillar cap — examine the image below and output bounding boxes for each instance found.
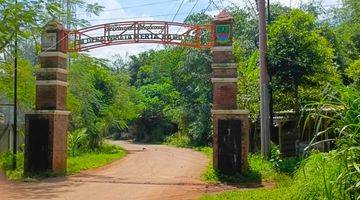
[37,68,68,74]
[44,19,67,31]
[212,63,237,68]
[214,10,233,22]
[211,78,237,83]
[212,109,249,115]
[211,46,233,52]
[27,110,70,115]
[36,80,68,86]
[39,51,68,58]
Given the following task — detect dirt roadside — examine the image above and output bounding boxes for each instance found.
[0,141,270,200]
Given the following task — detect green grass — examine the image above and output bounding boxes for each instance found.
[164,134,295,184]
[198,152,297,200]
[200,150,292,185]
[67,144,126,174]
[199,152,354,200]
[164,133,305,200]
[0,144,126,180]
[200,187,295,200]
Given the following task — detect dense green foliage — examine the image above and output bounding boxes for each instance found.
[0,58,36,108]
[127,48,212,145]
[268,9,340,110]
[67,54,141,150]
[0,0,103,51]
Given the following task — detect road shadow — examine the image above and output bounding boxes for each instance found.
[1,176,84,200]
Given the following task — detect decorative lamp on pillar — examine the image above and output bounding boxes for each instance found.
[24,20,69,175]
[211,10,250,174]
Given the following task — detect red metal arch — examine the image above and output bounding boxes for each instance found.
[68,21,215,52]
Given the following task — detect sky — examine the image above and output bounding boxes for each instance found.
[78,0,342,60]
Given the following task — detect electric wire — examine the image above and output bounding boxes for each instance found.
[175,0,200,34]
[77,0,179,15]
[87,12,192,22]
[171,0,186,22]
[217,0,225,9]
[210,0,222,11]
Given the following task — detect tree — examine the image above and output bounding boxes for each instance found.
[0,58,36,108]
[235,49,260,121]
[0,0,103,52]
[68,54,141,149]
[268,9,340,110]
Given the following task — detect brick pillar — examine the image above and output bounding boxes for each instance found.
[24,20,69,175]
[212,11,249,174]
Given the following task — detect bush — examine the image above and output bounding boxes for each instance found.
[248,154,279,182]
[163,133,191,147]
[0,152,24,180]
[68,128,89,156]
[269,143,282,170]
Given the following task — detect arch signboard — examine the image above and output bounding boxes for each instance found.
[68,21,214,52]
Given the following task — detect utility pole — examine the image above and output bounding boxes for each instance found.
[267,0,270,23]
[267,0,275,148]
[258,0,271,159]
[12,0,18,169]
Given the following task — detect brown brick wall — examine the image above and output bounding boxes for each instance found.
[40,56,67,69]
[213,51,234,63]
[212,68,237,78]
[52,114,68,172]
[212,82,237,109]
[36,85,67,110]
[37,71,67,82]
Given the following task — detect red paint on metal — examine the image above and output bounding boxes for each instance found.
[67,21,214,52]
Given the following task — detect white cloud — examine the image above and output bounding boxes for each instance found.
[79,0,159,60]
[271,0,341,8]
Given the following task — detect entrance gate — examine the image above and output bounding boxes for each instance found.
[24,10,249,175]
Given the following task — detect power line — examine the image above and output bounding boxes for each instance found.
[217,0,225,9]
[87,12,191,22]
[172,0,186,22]
[77,0,179,15]
[203,1,213,13]
[155,0,189,51]
[210,0,222,11]
[184,0,200,22]
[175,0,200,34]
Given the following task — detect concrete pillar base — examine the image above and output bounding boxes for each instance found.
[212,110,249,174]
[24,111,69,175]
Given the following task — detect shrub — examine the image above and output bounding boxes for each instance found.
[67,128,89,156]
[0,152,24,180]
[163,133,191,147]
[269,143,283,170]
